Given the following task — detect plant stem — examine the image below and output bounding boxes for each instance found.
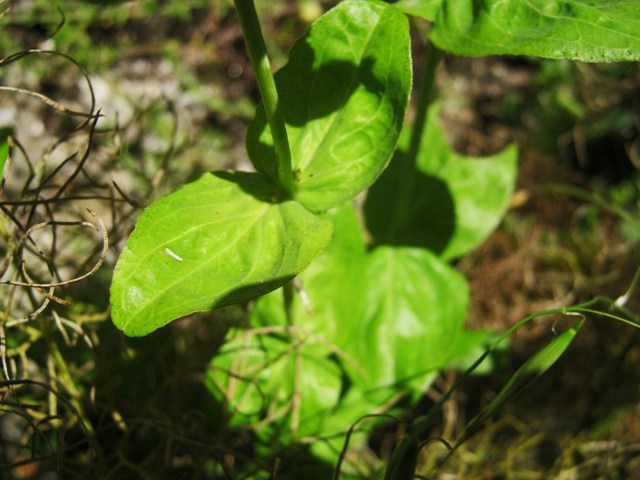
[407,43,441,169]
[387,42,441,242]
[283,281,295,327]
[234,0,295,199]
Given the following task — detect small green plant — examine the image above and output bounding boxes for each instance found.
[109,0,640,476]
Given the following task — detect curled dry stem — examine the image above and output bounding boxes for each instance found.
[0,49,97,128]
[2,208,108,290]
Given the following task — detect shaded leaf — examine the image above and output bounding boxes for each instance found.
[216,206,475,462]
[463,320,584,439]
[400,0,640,62]
[247,0,411,212]
[366,103,518,260]
[384,432,419,480]
[110,171,332,336]
[206,330,342,441]
[309,388,380,466]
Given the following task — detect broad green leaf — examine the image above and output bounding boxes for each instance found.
[366,103,518,260]
[243,205,372,458]
[110,171,332,336]
[254,208,470,401]
[215,206,473,463]
[390,0,442,19]
[407,0,640,62]
[206,330,342,441]
[251,204,368,345]
[208,204,373,461]
[247,0,411,212]
[350,246,469,401]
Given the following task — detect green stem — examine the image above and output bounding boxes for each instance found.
[283,281,295,327]
[387,42,441,242]
[534,183,640,230]
[406,43,441,168]
[411,294,637,464]
[234,0,295,199]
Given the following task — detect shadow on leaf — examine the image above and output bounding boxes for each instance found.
[365,149,456,254]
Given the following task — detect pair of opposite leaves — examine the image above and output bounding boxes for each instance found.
[110,0,411,336]
[111,0,640,336]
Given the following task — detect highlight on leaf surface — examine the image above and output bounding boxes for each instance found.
[110,171,332,336]
[393,0,640,62]
[252,206,471,402]
[247,0,412,212]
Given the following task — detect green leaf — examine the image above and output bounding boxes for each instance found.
[244,205,372,457]
[461,319,584,438]
[207,206,370,457]
[390,0,442,19]
[448,329,506,375]
[0,129,10,184]
[254,207,470,401]
[0,145,7,184]
[110,171,332,336]
[384,432,419,480]
[309,388,380,465]
[409,0,640,62]
[366,103,518,260]
[247,0,412,212]
[206,330,342,441]
[351,246,469,399]
[251,204,368,345]
[217,206,473,462]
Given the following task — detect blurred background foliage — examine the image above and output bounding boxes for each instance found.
[0,0,639,478]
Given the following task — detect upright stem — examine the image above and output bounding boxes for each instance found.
[406,43,441,168]
[283,281,295,327]
[234,0,295,199]
[387,42,441,242]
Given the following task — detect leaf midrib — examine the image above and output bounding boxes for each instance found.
[121,203,272,330]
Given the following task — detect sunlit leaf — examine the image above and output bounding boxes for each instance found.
[247,0,412,212]
[396,0,640,62]
[254,208,470,401]
[212,205,475,462]
[390,0,442,19]
[251,204,368,346]
[110,171,332,336]
[351,246,469,400]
